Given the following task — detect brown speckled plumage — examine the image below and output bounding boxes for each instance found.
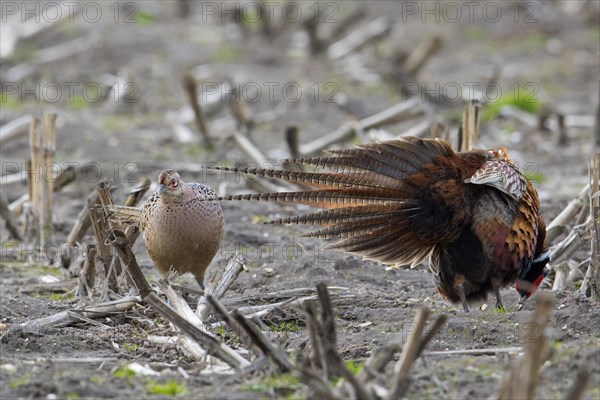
[141,169,223,288]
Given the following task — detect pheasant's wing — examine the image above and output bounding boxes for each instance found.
[464,159,527,200]
[466,159,541,273]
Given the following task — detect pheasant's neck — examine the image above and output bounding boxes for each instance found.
[159,185,193,204]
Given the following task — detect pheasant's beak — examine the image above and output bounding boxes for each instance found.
[158,184,167,194]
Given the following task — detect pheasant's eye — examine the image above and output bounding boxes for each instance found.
[170,180,178,188]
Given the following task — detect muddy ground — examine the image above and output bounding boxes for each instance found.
[1,1,599,399]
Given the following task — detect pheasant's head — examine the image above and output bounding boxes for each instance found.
[157,169,184,198]
[516,250,550,307]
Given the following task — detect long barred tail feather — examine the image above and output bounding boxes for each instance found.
[217,189,407,208]
[267,204,418,226]
[210,166,406,191]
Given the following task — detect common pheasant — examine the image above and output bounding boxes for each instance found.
[109,169,224,289]
[211,137,550,311]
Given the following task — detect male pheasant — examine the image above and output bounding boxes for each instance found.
[212,137,549,311]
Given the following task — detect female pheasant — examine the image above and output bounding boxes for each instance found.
[213,137,549,311]
[109,170,224,289]
[140,170,224,289]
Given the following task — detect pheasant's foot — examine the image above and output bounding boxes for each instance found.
[458,284,469,313]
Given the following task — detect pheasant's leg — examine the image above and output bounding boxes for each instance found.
[493,287,506,312]
[491,278,505,312]
[516,293,527,310]
[457,283,469,313]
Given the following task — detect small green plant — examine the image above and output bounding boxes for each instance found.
[50,291,75,302]
[345,360,363,375]
[213,46,241,63]
[2,261,63,276]
[483,90,543,122]
[184,144,211,157]
[465,25,489,41]
[0,94,21,109]
[123,343,138,352]
[67,95,91,110]
[51,292,64,301]
[524,171,546,184]
[216,325,227,338]
[517,32,547,51]
[331,360,364,385]
[243,373,302,398]
[252,214,271,223]
[242,5,261,28]
[113,366,137,379]
[270,321,300,333]
[9,377,30,389]
[103,115,131,132]
[215,325,242,346]
[146,380,187,396]
[133,11,156,25]
[130,324,146,339]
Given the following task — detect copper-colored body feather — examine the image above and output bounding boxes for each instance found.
[215,137,549,311]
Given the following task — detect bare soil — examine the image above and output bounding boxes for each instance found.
[1,1,599,399]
